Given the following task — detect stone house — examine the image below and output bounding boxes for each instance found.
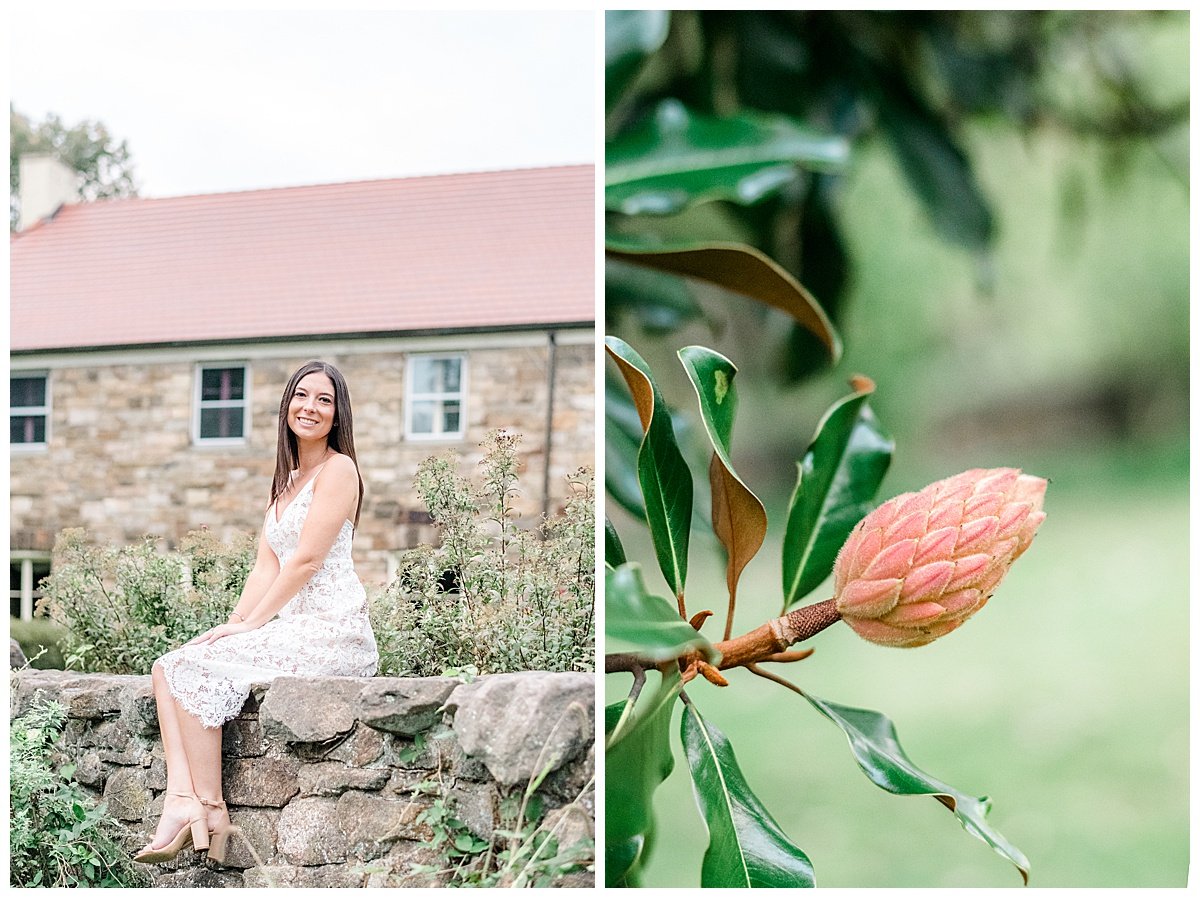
[10,162,595,618]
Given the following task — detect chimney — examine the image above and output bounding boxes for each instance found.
[18,153,79,231]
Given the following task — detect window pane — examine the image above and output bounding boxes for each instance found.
[442,401,461,434]
[32,563,51,610]
[410,401,435,434]
[201,367,245,402]
[10,563,22,619]
[10,415,46,444]
[411,359,437,394]
[440,358,462,392]
[11,376,46,409]
[200,407,243,439]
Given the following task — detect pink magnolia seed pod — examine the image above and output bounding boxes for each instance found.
[833,467,1047,648]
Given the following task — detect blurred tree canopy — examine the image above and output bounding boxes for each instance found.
[606,10,1188,382]
[10,104,137,231]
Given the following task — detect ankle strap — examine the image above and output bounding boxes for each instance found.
[167,790,198,800]
[197,796,226,809]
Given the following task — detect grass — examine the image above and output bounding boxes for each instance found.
[606,449,1188,887]
[9,616,69,669]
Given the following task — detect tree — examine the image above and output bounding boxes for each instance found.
[606,10,1188,383]
[10,104,137,231]
[604,9,1186,889]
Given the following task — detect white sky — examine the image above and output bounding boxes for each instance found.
[8,9,597,197]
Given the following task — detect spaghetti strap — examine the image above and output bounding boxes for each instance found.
[274,461,330,524]
[157,452,377,729]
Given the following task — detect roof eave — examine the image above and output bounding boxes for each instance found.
[9,320,595,357]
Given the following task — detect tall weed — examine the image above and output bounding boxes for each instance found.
[38,528,253,674]
[371,431,595,676]
[9,699,150,887]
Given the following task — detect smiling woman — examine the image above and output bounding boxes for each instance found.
[135,360,378,866]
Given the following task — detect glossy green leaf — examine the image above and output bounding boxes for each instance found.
[606,668,682,886]
[605,10,670,115]
[803,690,1030,885]
[876,74,994,251]
[781,377,893,609]
[678,346,767,637]
[682,701,815,888]
[606,100,848,215]
[783,172,851,382]
[607,236,841,364]
[605,700,628,737]
[605,336,694,601]
[607,373,704,530]
[605,517,627,570]
[605,378,648,520]
[606,255,702,334]
[605,563,717,664]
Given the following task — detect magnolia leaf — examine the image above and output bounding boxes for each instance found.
[876,73,994,252]
[682,701,815,887]
[605,563,716,664]
[606,99,848,215]
[605,336,694,601]
[605,700,631,747]
[606,255,702,333]
[605,10,670,115]
[803,690,1030,885]
[606,379,649,521]
[606,668,682,886]
[607,236,841,364]
[678,346,767,639]
[605,517,627,570]
[781,377,893,609]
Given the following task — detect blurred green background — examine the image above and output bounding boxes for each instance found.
[605,10,1188,888]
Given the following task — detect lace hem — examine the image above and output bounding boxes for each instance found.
[156,617,379,729]
[157,651,250,729]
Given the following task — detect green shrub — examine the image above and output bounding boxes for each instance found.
[38,431,594,678]
[371,430,596,677]
[9,616,69,669]
[9,699,150,887]
[38,528,253,674]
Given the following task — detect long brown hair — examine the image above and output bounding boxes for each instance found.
[270,360,364,528]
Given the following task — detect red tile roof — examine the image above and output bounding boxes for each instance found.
[11,164,595,352]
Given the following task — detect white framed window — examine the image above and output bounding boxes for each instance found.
[405,354,467,440]
[10,371,50,450]
[10,552,52,621]
[193,363,250,444]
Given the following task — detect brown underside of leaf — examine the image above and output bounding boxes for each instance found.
[709,453,768,640]
[608,244,839,360]
[606,349,656,433]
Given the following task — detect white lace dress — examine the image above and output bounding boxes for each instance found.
[157,473,379,728]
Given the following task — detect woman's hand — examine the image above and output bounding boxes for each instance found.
[186,621,256,647]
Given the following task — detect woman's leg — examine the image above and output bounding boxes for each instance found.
[151,660,229,833]
[147,661,204,848]
[152,661,194,791]
[173,700,229,832]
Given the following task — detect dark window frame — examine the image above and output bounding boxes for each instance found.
[193,362,251,445]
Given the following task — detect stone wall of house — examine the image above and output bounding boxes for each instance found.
[9,332,594,585]
[10,668,595,888]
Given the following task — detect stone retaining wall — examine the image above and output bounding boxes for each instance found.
[10,669,595,888]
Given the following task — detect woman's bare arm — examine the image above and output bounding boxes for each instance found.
[189,454,359,646]
[227,521,282,623]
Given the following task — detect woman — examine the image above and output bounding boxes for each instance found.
[135,360,379,864]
